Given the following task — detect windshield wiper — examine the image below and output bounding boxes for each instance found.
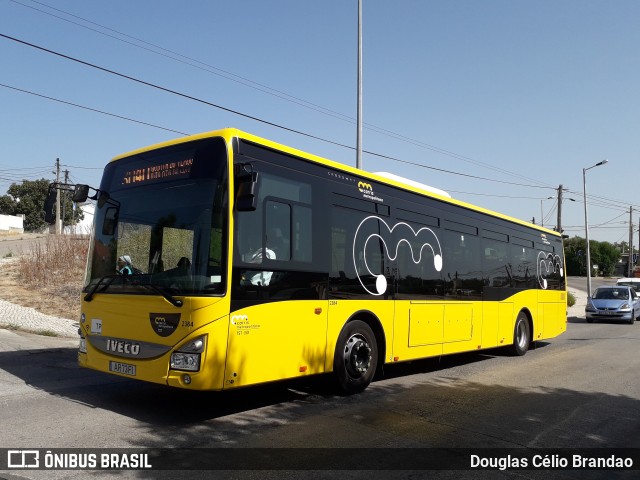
[140,283,183,307]
[84,275,119,302]
[84,275,183,307]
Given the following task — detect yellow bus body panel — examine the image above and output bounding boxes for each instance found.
[78,295,231,390]
[223,300,328,388]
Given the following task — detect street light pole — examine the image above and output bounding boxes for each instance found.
[356,0,363,169]
[583,159,608,297]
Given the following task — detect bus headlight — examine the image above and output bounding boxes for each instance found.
[170,335,206,372]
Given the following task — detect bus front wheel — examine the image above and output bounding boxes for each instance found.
[510,311,531,356]
[334,320,378,395]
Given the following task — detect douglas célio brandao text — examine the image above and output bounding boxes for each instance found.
[470,453,634,470]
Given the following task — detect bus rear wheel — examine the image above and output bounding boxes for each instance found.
[510,311,531,356]
[334,320,378,395]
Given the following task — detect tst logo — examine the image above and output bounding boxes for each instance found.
[7,450,39,468]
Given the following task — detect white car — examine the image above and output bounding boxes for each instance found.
[616,277,640,292]
[585,286,640,325]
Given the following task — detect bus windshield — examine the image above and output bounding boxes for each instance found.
[84,137,228,297]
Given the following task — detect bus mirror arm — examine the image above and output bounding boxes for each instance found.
[44,182,89,224]
[235,164,259,212]
[72,184,120,209]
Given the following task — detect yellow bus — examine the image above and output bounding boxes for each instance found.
[74,128,566,394]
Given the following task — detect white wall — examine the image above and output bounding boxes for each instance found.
[0,213,24,234]
[64,204,94,234]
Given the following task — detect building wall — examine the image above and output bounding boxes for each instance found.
[0,214,24,235]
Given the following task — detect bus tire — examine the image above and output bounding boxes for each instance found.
[510,311,530,356]
[333,320,378,395]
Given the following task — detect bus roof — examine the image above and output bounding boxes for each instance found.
[111,128,561,238]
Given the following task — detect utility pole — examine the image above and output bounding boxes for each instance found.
[55,158,61,235]
[62,169,70,233]
[556,184,563,232]
[629,206,634,278]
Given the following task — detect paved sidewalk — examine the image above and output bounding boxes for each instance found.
[0,298,78,337]
[0,257,78,338]
[567,286,587,319]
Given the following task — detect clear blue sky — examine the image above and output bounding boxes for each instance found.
[1,0,639,244]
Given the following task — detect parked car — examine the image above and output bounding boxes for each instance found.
[616,277,640,292]
[585,286,640,324]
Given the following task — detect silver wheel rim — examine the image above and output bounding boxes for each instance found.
[343,333,372,378]
[516,319,527,349]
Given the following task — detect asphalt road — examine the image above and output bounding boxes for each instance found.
[0,234,48,258]
[0,279,638,479]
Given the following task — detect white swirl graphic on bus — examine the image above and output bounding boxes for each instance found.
[537,251,564,289]
[353,216,443,295]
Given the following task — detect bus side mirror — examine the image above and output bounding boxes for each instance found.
[235,164,259,212]
[72,184,91,203]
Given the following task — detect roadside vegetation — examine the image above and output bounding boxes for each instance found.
[0,234,87,320]
[567,292,576,307]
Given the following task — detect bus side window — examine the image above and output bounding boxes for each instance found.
[511,243,536,289]
[482,238,511,288]
[442,230,482,299]
[266,201,291,260]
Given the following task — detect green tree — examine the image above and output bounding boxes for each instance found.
[564,236,587,276]
[0,179,83,232]
[590,241,620,277]
[564,236,621,277]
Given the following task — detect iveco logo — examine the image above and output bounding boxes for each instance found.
[358,181,373,191]
[105,338,141,356]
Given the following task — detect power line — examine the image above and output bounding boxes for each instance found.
[0,32,353,152]
[0,83,190,136]
[565,187,640,212]
[60,164,104,170]
[8,0,558,190]
[0,36,554,191]
[445,190,549,200]
[7,5,640,217]
[364,150,552,189]
[9,0,354,124]
[0,165,51,171]
[0,80,550,190]
[3,32,638,209]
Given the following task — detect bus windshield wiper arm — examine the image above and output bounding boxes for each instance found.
[84,275,182,307]
[84,275,119,302]
[141,283,183,307]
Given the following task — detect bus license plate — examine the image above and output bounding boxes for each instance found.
[109,361,136,376]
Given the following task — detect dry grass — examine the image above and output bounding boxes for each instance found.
[0,235,87,320]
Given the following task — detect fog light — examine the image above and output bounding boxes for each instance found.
[79,337,87,353]
[183,374,191,385]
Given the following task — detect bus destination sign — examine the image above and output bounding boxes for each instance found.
[121,158,193,186]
